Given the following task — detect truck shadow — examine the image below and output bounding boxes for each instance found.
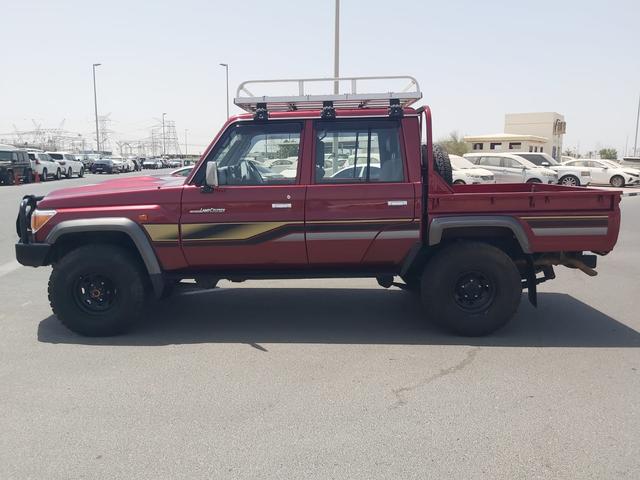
[37,288,640,348]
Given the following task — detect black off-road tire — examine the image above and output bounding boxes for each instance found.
[48,244,148,336]
[432,144,453,185]
[421,242,522,336]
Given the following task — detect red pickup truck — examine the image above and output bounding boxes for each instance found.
[15,77,621,337]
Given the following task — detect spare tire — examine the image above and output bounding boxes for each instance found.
[422,143,453,185]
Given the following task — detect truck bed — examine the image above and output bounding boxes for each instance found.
[429,183,622,253]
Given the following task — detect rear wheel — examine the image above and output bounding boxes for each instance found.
[48,244,148,336]
[54,168,61,180]
[421,242,522,336]
[560,175,580,186]
[41,168,48,182]
[610,175,625,187]
[66,167,73,178]
[453,179,466,185]
[526,178,542,183]
[79,167,85,178]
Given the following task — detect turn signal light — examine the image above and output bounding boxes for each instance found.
[30,209,57,233]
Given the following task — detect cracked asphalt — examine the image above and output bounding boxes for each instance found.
[1,172,639,479]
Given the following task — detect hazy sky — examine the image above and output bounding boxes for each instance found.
[1,0,639,156]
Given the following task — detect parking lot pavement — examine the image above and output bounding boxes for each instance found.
[1,175,639,479]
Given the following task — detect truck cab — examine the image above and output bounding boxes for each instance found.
[15,76,622,337]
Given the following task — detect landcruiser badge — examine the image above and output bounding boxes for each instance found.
[189,207,226,214]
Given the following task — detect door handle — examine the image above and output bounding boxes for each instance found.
[272,203,292,209]
[387,200,408,207]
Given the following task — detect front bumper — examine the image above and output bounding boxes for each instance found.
[15,242,51,267]
[15,194,50,267]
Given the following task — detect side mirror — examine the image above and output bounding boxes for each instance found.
[205,161,219,187]
[541,161,550,166]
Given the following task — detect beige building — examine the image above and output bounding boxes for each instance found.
[464,133,548,154]
[464,112,566,160]
[505,112,566,159]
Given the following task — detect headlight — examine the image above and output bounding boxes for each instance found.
[30,209,56,233]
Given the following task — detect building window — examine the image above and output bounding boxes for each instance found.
[472,143,483,151]
[529,146,533,152]
[540,147,543,152]
[508,142,522,150]
[489,142,502,150]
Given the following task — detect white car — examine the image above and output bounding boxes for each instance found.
[513,152,591,186]
[263,157,298,174]
[561,158,640,187]
[449,155,495,184]
[46,151,85,178]
[26,151,62,181]
[109,156,126,173]
[464,152,558,184]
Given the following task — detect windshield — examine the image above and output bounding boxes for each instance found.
[450,156,475,170]
[518,153,559,166]
[600,160,621,168]
[49,153,64,160]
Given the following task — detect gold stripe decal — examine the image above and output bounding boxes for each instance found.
[143,224,180,242]
[181,222,297,242]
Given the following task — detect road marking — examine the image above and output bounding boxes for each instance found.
[0,260,21,278]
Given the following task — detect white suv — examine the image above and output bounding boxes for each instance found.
[513,153,591,186]
[449,155,495,184]
[46,152,85,178]
[464,152,558,184]
[27,151,62,181]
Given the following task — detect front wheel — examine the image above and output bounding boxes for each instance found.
[560,175,580,186]
[526,178,542,183]
[421,242,522,336]
[54,168,61,180]
[79,167,85,178]
[66,167,73,178]
[610,175,625,188]
[48,244,148,336]
[41,168,48,182]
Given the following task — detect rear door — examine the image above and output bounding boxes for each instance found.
[305,118,416,266]
[180,121,308,268]
[476,156,505,182]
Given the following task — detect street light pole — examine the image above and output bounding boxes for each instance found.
[634,93,640,157]
[333,0,340,94]
[92,63,101,153]
[162,112,167,156]
[219,63,229,118]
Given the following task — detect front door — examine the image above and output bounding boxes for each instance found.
[305,119,417,266]
[180,121,307,268]
[501,157,526,182]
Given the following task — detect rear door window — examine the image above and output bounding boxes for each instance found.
[314,119,404,183]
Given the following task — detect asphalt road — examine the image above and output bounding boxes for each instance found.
[1,173,639,479]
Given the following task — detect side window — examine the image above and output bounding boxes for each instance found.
[480,156,502,167]
[202,122,302,185]
[501,158,518,168]
[314,120,404,183]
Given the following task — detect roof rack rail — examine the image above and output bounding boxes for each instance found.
[234,75,422,114]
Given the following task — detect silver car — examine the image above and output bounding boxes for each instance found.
[463,152,558,184]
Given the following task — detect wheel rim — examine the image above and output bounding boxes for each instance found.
[612,177,623,187]
[73,274,118,313]
[453,271,495,313]
[562,176,577,186]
